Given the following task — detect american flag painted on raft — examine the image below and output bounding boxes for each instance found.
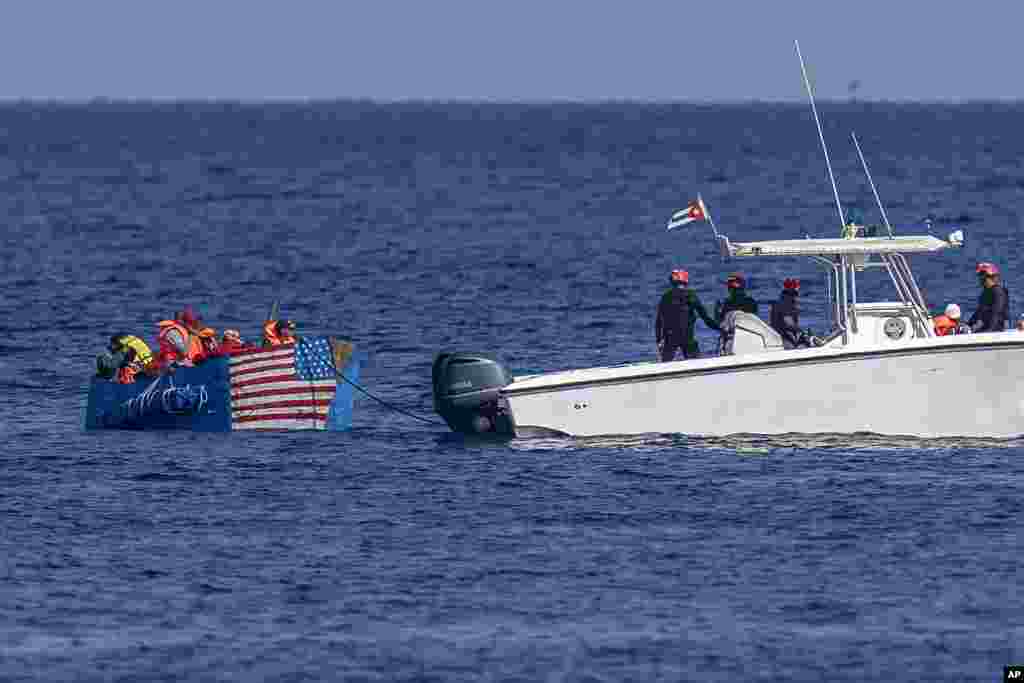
[228,337,339,430]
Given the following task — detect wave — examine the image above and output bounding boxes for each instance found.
[508,431,1024,452]
[177,189,349,205]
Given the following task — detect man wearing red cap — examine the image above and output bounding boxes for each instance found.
[656,269,720,362]
[967,262,1010,332]
[770,278,813,348]
[715,273,759,325]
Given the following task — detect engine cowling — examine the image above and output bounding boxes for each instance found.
[432,352,515,435]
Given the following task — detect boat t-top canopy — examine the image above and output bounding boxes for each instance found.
[719,233,961,259]
[711,229,965,346]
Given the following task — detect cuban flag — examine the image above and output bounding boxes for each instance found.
[667,197,708,231]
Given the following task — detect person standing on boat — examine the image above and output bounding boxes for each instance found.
[770,278,813,348]
[967,262,1010,332]
[656,269,720,362]
[715,273,759,325]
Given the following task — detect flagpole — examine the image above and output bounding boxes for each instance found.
[851,132,894,239]
[698,193,720,240]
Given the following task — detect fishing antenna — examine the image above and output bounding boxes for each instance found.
[795,40,846,232]
[850,131,895,239]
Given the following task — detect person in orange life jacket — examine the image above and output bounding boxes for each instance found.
[656,269,720,362]
[220,329,259,354]
[263,319,297,348]
[156,308,204,368]
[770,278,816,348]
[968,262,1010,332]
[933,303,970,336]
[197,327,221,358]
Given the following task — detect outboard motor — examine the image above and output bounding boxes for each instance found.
[432,352,515,435]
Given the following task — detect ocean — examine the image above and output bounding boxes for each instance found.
[1,101,1021,681]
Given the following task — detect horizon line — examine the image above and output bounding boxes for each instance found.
[0,95,1022,107]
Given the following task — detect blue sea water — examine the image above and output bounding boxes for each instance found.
[1,101,1023,681]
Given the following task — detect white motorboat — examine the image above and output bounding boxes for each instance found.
[431,43,1024,439]
[433,231,1024,439]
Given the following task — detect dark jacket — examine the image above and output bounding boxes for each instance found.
[716,290,759,324]
[656,286,720,344]
[968,285,1010,332]
[770,291,805,347]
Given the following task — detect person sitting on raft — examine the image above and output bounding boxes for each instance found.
[263,319,297,348]
[156,307,206,368]
[220,329,259,354]
[96,334,156,383]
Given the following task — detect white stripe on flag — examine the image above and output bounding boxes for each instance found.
[231,405,331,418]
[231,388,336,408]
[229,350,295,367]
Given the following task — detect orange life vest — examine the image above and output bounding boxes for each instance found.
[262,320,295,347]
[262,320,282,347]
[933,315,965,336]
[157,319,204,363]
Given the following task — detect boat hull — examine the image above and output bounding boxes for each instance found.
[503,334,1024,438]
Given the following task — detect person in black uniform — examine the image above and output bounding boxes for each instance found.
[968,262,1010,332]
[656,269,720,362]
[715,273,759,325]
[770,278,815,348]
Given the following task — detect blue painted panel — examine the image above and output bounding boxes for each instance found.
[327,351,364,431]
[85,357,233,431]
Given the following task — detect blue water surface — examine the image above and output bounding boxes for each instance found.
[1,102,1022,681]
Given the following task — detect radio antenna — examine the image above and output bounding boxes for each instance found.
[795,40,846,232]
[851,131,894,239]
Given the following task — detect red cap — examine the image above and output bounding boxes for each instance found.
[726,273,745,289]
[178,305,200,329]
[976,262,1000,276]
[670,269,689,284]
[783,278,801,291]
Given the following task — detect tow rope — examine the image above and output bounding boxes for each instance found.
[334,370,443,426]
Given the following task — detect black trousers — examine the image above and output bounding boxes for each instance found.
[659,337,699,362]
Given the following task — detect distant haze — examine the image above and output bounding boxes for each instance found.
[1,1,1018,101]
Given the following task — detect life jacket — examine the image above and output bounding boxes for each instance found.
[112,335,154,367]
[263,320,283,347]
[933,315,956,336]
[262,320,295,347]
[197,327,221,357]
[157,319,204,365]
[115,366,139,384]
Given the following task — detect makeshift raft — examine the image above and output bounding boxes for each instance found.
[85,336,361,431]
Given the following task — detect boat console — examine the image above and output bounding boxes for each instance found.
[719,311,785,355]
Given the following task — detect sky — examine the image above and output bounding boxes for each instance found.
[0,0,1019,101]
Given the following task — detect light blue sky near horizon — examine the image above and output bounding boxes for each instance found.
[0,1,1019,102]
